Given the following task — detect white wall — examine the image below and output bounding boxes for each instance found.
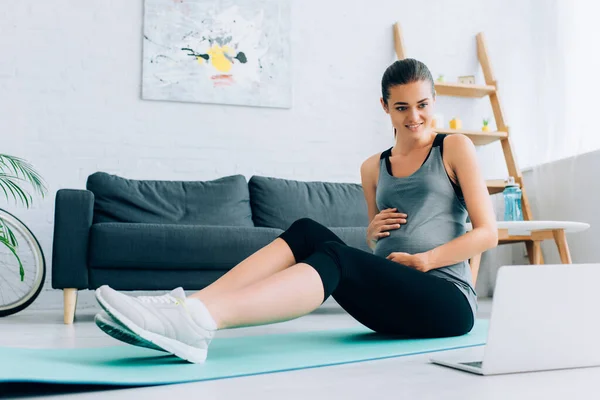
[511,1,600,169]
[545,1,600,165]
[1,0,557,309]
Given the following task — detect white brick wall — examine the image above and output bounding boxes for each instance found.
[1,0,558,310]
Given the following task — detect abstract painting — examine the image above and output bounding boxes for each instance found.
[142,0,291,108]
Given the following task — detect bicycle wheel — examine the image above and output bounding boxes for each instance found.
[0,208,46,317]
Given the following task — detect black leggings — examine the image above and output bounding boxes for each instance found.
[278,218,474,338]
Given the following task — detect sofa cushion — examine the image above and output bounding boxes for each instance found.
[89,268,229,291]
[89,223,283,270]
[248,176,369,229]
[86,172,253,226]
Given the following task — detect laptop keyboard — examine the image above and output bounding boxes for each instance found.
[459,361,483,368]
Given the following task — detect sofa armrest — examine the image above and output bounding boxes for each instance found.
[51,189,94,289]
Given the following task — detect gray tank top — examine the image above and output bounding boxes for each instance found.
[374,133,477,316]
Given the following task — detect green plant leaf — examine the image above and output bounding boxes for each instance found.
[0,177,18,204]
[0,175,32,207]
[0,218,17,247]
[0,181,9,201]
[0,218,6,239]
[7,224,18,248]
[0,155,48,204]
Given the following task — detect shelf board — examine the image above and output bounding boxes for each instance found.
[463,229,551,245]
[486,179,520,195]
[498,229,554,244]
[435,129,508,146]
[434,82,496,98]
[498,236,544,245]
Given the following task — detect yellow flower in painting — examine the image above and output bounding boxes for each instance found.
[207,44,234,72]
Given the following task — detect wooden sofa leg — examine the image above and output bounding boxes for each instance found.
[64,288,78,324]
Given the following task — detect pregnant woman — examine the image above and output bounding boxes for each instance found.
[94,58,498,363]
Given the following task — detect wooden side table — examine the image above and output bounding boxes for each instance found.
[466,221,590,283]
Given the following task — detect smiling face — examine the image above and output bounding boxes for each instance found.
[380,80,435,137]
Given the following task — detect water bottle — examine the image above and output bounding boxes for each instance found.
[503,176,523,221]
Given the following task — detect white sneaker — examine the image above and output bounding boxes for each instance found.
[95,311,166,352]
[95,286,216,363]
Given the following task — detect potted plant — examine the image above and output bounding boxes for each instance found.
[482,118,490,132]
[0,155,47,280]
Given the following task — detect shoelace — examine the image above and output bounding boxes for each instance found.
[137,293,212,336]
[137,294,179,304]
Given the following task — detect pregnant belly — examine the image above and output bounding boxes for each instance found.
[373,221,465,259]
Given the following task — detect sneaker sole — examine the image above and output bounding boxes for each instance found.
[95,289,208,363]
[94,313,166,352]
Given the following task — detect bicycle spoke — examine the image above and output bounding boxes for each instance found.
[0,268,36,287]
[0,273,24,301]
[1,270,30,295]
[0,260,37,285]
[1,269,35,286]
[0,269,34,303]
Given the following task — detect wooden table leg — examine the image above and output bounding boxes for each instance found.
[525,241,534,265]
[553,229,573,264]
[531,241,543,265]
[526,241,546,265]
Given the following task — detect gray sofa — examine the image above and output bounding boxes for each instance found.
[52,172,370,323]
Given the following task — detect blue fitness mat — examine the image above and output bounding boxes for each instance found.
[0,319,488,386]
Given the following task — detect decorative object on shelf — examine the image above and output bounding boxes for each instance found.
[458,75,475,84]
[482,118,490,131]
[432,114,444,129]
[449,117,462,130]
[436,74,445,82]
[141,0,291,108]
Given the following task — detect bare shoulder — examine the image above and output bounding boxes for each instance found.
[361,152,382,220]
[360,152,382,185]
[444,133,475,152]
[444,134,475,164]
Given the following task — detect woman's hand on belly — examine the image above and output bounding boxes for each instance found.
[366,208,408,248]
[386,252,430,272]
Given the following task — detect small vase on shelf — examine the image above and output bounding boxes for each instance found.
[432,114,444,129]
[449,117,462,130]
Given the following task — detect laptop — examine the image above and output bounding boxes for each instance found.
[430,263,600,375]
